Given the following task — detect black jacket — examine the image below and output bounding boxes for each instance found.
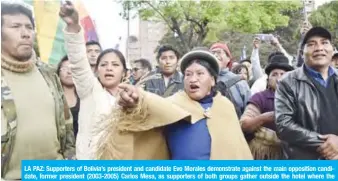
[275,66,338,159]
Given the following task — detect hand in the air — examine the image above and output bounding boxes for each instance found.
[59,1,79,25]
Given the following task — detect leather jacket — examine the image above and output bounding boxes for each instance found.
[275,66,338,159]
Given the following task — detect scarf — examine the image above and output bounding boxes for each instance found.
[1,52,36,73]
[198,91,216,104]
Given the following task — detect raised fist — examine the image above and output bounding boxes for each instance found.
[253,37,260,49]
[59,1,79,26]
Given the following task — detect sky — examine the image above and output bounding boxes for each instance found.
[82,0,139,57]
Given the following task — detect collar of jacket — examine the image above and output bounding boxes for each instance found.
[305,65,336,79]
[294,65,338,83]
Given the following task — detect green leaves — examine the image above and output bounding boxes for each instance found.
[120,0,302,54]
[309,1,338,46]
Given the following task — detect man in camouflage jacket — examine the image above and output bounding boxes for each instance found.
[1,3,75,180]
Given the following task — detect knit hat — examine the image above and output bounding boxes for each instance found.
[210,42,233,69]
[210,43,233,59]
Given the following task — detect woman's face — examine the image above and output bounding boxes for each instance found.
[184,62,215,101]
[59,60,74,86]
[268,68,286,90]
[239,67,249,81]
[97,52,125,89]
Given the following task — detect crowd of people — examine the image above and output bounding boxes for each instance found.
[1,1,338,180]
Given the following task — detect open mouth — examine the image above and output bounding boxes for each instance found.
[104,74,115,79]
[190,84,200,92]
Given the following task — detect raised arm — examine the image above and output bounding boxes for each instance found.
[250,38,264,81]
[60,1,100,99]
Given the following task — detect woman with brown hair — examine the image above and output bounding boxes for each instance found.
[60,2,128,159]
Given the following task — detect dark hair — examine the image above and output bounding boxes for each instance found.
[86,41,102,49]
[96,48,127,71]
[232,64,249,79]
[1,3,35,29]
[156,45,180,61]
[268,52,284,63]
[56,55,69,76]
[134,58,152,71]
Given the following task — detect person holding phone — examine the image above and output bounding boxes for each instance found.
[249,35,294,95]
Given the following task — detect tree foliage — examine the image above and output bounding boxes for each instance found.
[309,1,338,47]
[121,0,301,54]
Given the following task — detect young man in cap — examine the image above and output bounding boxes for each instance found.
[275,27,338,160]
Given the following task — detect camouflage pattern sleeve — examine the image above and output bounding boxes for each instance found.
[63,107,76,160]
[56,75,76,160]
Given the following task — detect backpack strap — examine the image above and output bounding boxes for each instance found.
[163,83,178,98]
[1,70,18,176]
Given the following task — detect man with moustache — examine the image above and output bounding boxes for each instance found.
[275,27,338,160]
[139,45,183,97]
[1,2,75,180]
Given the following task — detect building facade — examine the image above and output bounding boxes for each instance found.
[127,20,166,67]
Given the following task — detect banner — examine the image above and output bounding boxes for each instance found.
[22,160,337,181]
[25,0,98,64]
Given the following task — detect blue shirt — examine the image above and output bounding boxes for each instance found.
[305,65,336,87]
[164,98,213,160]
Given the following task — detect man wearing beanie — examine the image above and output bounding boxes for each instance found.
[210,43,251,116]
[275,27,338,160]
